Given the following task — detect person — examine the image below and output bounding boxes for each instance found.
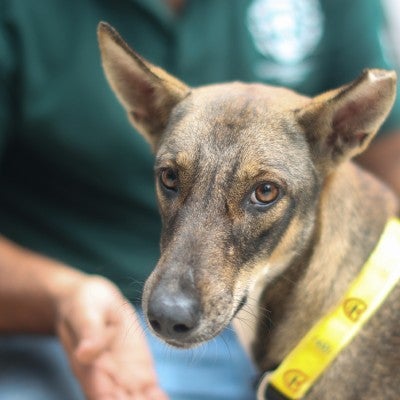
[0,1,399,399]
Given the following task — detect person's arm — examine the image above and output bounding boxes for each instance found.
[0,235,84,333]
[0,235,168,400]
[356,131,400,198]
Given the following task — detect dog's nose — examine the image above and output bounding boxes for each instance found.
[147,285,200,339]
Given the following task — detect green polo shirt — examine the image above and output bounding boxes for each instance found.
[0,0,399,301]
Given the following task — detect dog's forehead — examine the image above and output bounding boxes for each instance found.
[193,82,309,115]
[158,82,312,183]
[166,81,310,144]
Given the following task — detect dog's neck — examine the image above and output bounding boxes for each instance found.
[243,161,398,371]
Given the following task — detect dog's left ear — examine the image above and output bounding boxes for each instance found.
[98,22,190,150]
[297,69,397,173]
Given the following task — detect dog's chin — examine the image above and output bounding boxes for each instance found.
[162,337,204,349]
[150,320,232,349]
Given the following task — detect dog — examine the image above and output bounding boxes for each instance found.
[98,22,400,399]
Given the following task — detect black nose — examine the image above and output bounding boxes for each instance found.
[147,285,200,340]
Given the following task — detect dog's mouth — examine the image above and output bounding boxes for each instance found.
[161,330,223,348]
[234,294,248,317]
[145,324,223,350]
[143,262,251,348]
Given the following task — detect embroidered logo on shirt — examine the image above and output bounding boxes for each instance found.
[247,0,324,84]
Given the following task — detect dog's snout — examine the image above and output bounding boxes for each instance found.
[147,285,200,340]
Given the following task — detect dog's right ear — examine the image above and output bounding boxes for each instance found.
[97,22,190,150]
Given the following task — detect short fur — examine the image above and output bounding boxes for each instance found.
[98,22,399,399]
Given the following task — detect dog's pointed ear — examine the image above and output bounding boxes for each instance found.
[296,69,397,173]
[97,22,190,150]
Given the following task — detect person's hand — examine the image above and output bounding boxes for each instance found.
[55,275,168,400]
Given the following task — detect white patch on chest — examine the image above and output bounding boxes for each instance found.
[233,265,271,358]
[233,251,297,359]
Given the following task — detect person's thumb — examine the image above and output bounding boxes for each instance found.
[74,310,116,364]
[58,305,115,365]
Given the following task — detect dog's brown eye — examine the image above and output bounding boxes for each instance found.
[160,168,178,191]
[251,182,280,205]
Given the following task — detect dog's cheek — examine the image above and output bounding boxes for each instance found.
[232,197,295,268]
[201,290,235,331]
[158,208,182,251]
[141,268,158,313]
[200,206,292,323]
[193,263,239,332]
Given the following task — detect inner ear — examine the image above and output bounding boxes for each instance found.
[98,22,190,150]
[331,104,369,147]
[327,94,381,157]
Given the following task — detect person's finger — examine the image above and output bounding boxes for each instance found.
[75,322,116,364]
[143,386,169,400]
[79,360,116,400]
[131,391,150,400]
[60,301,116,364]
[57,318,76,355]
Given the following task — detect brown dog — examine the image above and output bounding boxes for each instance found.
[98,22,399,399]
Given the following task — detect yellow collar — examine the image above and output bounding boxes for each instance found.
[257,218,400,400]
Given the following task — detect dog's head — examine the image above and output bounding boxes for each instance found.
[98,23,396,347]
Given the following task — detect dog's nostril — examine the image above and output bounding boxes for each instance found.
[147,284,200,339]
[149,319,162,333]
[173,323,191,333]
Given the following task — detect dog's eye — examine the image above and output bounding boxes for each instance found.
[251,182,280,205]
[160,168,179,191]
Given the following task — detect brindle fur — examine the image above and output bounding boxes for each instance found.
[98,22,399,399]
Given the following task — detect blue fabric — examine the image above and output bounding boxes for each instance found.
[0,336,84,400]
[0,314,257,399]
[148,326,257,400]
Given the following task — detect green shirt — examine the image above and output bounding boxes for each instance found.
[1,0,399,301]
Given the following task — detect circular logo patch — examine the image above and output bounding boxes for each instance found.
[247,0,324,65]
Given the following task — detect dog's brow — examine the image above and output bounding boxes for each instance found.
[175,151,191,168]
[236,159,291,182]
[155,153,174,168]
[155,151,192,169]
